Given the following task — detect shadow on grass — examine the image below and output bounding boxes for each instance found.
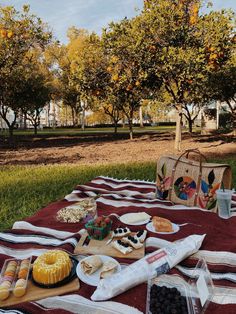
[0,131,177,150]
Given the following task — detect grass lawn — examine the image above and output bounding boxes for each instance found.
[1,158,235,232]
[0,125,176,137]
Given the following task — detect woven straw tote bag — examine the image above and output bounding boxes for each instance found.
[156,149,232,212]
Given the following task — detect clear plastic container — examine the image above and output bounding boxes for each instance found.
[0,256,32,300]
[146,258,214,314]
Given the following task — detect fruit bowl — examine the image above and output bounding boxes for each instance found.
[85,216,112,240]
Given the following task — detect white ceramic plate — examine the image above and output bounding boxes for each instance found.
[76,255,121,286]
[146,222,180,234]
[119,213,151,225]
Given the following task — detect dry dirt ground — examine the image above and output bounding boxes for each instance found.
[0,132,235,165]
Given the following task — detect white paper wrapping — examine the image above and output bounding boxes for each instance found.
[91,234,206,301]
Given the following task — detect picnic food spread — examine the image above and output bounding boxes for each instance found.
[80,255,103,275]
[56,199,97,223]
[135,229,147,242]
[112,239,134,254]
[112,227,131,237]
[0,257,31,301]
[80,255,118,280]
[121,212,151,224]
[0,178,235,314]
[149,285,188,314]
[122,235,143,249]
[32,250,72,285]
[85,216,112,240]
[100,261,117,279]
[152,216,173,232]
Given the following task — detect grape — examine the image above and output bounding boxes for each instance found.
[149,285,188,314]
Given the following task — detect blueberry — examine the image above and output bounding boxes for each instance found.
[137,230,143,237]
[133,239,138,244]
[117,239,121,244]
[118,229,123,233]
[114,229,118,234]
[124,228,127,232]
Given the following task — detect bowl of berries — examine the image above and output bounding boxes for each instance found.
[85,216,112,240]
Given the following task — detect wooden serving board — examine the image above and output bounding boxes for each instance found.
[74,232,145,259]
[1,278,80,308]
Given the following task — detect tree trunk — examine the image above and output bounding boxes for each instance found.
[81,105,85,131]
[188,118,193,134]
[122,115,125,128]
[114,120,118,134]
[24,113,27,130]
[34,125,37,135]
[128,118,133,140]
[139,106,143,128]
[175,105,182,151]
[9,126,14,138]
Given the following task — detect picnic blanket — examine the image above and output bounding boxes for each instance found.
[1,176,236,313]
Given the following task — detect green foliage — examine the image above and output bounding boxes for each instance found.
[133,0,235,133]
[0,5,52,135]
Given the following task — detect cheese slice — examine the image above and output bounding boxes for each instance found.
[122,236,143,249]
[135,230,147,243]
[112,227,131,238]
[112,240,133,255]
[123,212,151,224]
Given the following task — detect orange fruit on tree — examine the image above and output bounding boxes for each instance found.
[7,30,13,38]
[112,74,119,81]
[111,56,118,63]
[126,84,133,91]
[135,81,140,86]
[0,29,7,38]
[209,53,218,60]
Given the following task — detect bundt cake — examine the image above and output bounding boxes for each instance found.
[32,250,72,285]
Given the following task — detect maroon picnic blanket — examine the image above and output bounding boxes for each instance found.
[1,176,236,313]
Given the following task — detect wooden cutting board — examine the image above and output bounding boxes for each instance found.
[74,232,145,259]
[1,278,80,308]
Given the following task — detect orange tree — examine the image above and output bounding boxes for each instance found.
[14,49,52,134]
[101,18,156,140]
[0,5,51,137]
[207,49,236,132]
[68,28,109,129]
[44,37,83,127]
[133,0,235,148]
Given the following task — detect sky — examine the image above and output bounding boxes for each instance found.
[1,0,235,44]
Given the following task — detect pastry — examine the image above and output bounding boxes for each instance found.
[122,235,143,249]
[33,250,72,285]
[18,269,28,279]
[0,281,11,289]
[112,227,131,238]
[13,279,26,297]
[100,261,117,279]
[81,255,103,275]
[152,216,173,232]
[0,286,9,301]
[112,240,133,255]
[2,275,14,283]
[135,230,147,243]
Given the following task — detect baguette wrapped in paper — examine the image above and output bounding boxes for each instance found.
[91,234,205,301]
